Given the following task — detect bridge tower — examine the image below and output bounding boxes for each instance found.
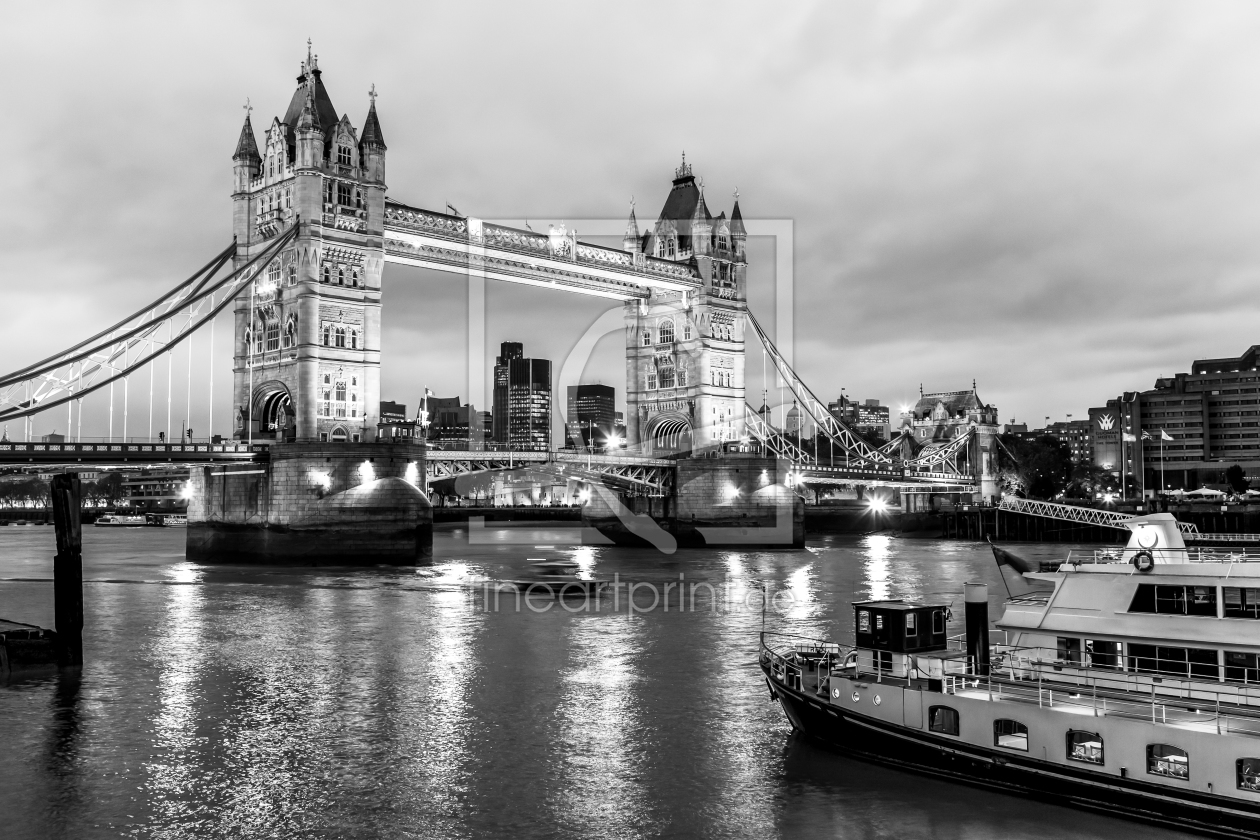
[230,49,386,443]
[623,157,748,455]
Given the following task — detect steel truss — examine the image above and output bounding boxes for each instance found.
[425,450,673,494]
[0,229,296,423]
[744,311,892,466]
[998,496,1200,534]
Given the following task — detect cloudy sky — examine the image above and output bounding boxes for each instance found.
[3,1,1260,439]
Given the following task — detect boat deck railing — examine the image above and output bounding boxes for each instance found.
[1062,546,1260,565]
[760,634,1260,737]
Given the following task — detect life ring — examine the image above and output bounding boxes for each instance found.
[1131,551,1155,572]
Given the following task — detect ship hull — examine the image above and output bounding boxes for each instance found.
[766,670,1260,839]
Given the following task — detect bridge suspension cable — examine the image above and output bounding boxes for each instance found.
[0,228,296,424]
[743,310,892,466]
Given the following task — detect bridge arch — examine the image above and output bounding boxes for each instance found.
[251,380,296,442]
[647,414,692,456]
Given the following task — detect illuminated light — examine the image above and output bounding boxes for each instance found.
[869,498,888,513]
[179,481,194,500]
[404,461,420,486]
[578,489,591,504]
[358,461,375,483]
[311,470,332,491]
[723,483,741,500]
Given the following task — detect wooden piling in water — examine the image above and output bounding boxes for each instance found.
[50,474,83,666]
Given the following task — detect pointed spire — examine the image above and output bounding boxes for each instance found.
[622,197,640,253]
[297,73,319,132]
[675,151,692,181]
[730,187,746,237]
[233,108,260,162]
[360,84,387,151]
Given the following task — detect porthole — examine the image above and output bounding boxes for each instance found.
[851,692,860,703]
[873,695,882,706]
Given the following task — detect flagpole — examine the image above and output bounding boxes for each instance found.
[1161,430,1165,497]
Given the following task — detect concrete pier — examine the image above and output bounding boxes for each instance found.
[584,456,804,548]
[187,441,432,564]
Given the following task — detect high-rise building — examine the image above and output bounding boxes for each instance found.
[828,397,892,441]
[377,400,418,441]
[566,384,616,451]
[492,341,523,444]
[418,396,485,450]
[1092,345,1260,494]
[508,357,551,451]
[379,401,407,424]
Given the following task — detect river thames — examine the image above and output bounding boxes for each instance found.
[0,525,1194,840]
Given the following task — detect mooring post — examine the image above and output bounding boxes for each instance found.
[50,474,83,666]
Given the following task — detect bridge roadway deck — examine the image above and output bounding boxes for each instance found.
[0,441,266,466]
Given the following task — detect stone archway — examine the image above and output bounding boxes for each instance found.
[251,380,295,442]
[648,414,693,456]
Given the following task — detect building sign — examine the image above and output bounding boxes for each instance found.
[1097,413,1115,431]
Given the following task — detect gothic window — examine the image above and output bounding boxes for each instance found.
[351,268,360,288]
[320,384,331,417]
[321,325,330,346]
[253,322,264,354]
[647,373,658,390]
[338,267,345,286]
[244,328,252,355]
[350,392,358,418]
[657,355,675,389]
[324,374,331,385]
[352,377,357,387]
[337,145,352,166]
[334,381,348,418]
[677,368,687,388]
[268,156,274,178]
[322,264,330,283]
[283,315,296,349]
[642,328,652,346]
[350,329,359,350]
[683,321,692,340]
[324,180,334,205]
[267,262,281,286]
[354,189,363,209]
[284,188,291,209]
[334,326,346,348]
[658,319,675,344]
[667,239,676,258]
[264,320,280,352]
[287,265,297,286]
[337,182,352,206]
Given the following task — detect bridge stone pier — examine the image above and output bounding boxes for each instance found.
[187,441,431,564]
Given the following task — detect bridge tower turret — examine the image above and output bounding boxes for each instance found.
[230,48,385,444]
[624,156,747,455]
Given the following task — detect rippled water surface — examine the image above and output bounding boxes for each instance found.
[0,525,1193,839]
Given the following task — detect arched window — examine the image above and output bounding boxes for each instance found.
[321,325,330,346]
[683,321,692,340]
[283,315,297,349]
[928,706,958,736]
[677,368,687,387]
[337,145,352,166]
[287,265,297,286]
[264,320,280,352]
[267,261,281,286]
[350,329,358,350]
[334,381,347,418]
[350,392,358,417]
[994,719,1028,751]
[658,319,675,344]
[337,267,345,286]
[330,426,348,442]
[334,326,346,348]
[322,264,330,283]
[244,328,252,355]
[324,181,334,205]
[646,373,657,390]
[355,189,363,209]
[642,328,652,346]
[1067,731,1103,765]
[351,268,360,288]
[1148,744,1189,779]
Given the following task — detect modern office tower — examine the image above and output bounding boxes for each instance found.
[492,341,523,444]
[508,357,552,451]
[566,384,616,451]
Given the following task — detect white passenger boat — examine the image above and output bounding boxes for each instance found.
[761,513,1260,837]
[93,514,147,527]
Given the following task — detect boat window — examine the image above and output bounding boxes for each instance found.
[1066,730,1104,765]
[858,611,870,633]
[1057,637,1082,666]
[994,719,1028,751]
[875,615,884,631]
[1129,584,1217,616]
[1147,744,1189,780]
[906,613,917,637]
[1224,587,1260,619]
[1085,639,1123,669]
[1225,651,1260,684]
[932,609,945,634]
[928,706,958,736]
[1239,758,1260,792]
[1128,644,1219,680]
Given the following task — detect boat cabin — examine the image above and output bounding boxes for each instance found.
[854,600,949,653]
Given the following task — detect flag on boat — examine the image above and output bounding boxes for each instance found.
[1161,429,1174,441]
[988,537,1036,575]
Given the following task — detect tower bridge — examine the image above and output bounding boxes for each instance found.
[0,48,999,559]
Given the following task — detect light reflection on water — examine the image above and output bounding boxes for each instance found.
[0,526,1195,840]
